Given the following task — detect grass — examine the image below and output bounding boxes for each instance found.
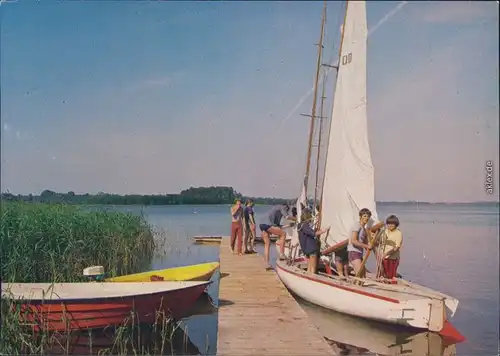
[0,201,195,355]
[1,201,155,283]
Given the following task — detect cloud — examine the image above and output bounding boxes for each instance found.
[410,1,497,25]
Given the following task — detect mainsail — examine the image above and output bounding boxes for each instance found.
[286,177,307,249]
[320,1,378,247]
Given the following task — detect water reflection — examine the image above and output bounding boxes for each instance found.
[44,295,217,355]
[297,297,459,356]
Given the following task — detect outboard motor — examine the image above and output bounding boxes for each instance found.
[83,266,106,282]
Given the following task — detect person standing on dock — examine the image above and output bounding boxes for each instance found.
[259,203,295,267]
[243,199,257,254]
[230,199,244,255]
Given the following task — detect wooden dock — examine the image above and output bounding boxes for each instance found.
[217,240,335,355]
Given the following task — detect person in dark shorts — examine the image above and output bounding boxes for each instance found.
[259,203,295,267]
[243,199,257,254]
[297,208,330,274]
[334,247,349,277]
[347,208,374,276]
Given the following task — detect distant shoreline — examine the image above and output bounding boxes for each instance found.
[1,186,498,206]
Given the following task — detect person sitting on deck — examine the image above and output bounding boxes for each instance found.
[297,208,330,274]
[243,199,257,254]
[230,199,244,256]
[259,203,295,266]
[347,208,374,276]
[370,214,403,283]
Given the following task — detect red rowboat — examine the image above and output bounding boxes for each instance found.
[2,281,211,332]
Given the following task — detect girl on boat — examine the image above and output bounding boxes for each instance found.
[370,215,403,282]
[297,208,330,274]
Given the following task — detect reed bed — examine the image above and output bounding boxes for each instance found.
[1,201,155,282]
[0,201,193,355]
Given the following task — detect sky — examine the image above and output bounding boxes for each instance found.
[1,1,498,202]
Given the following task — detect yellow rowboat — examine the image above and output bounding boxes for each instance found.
[103,262,220,283]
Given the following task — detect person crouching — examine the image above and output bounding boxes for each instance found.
[298,208,330,274]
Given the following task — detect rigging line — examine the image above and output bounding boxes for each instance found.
[276,1,408,133]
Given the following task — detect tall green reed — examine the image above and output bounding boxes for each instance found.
[1,201,155,282]
[0,201,175,355]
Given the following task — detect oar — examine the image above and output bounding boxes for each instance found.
[355,228,383,282]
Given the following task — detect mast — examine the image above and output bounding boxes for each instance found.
[303,0,327,199]
[313,76,327,209]
[317,0,349,229]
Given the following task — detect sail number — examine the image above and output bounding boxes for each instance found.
[342,52,352,66]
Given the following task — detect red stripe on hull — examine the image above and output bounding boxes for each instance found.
[276,263,400,304]
[14,284,208,332]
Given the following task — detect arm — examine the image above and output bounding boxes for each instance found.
[315,227,329,237]
[370,221,385,233]
[249,211,256,225]
[384,232,403,257]
[351,230,371,250]
[230,205,241,216]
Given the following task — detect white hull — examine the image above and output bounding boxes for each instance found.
[299,299,458,355]
[275,260,458,332]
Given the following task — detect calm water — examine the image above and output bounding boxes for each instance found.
[100,203,499,356]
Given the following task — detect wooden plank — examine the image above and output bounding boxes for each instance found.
[217,240,335,356]
[194,235,278,244]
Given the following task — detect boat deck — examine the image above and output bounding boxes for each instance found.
[217,238,335,355]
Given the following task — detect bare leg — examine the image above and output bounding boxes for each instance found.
[262,231,271,266]
[250,225,256,252]
[243,225,249,253]
[309,255,318,274]
[268,226,286,258]
[351,259,363,276]
[335,261,345,277]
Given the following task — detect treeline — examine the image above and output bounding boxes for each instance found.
[0,186,289,206]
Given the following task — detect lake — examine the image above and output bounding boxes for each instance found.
[99,203,499,356]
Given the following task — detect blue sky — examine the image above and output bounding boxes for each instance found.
[1,1,498,202]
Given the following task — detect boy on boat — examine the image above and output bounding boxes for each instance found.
[259,203,295,268]
[297,208,330,274]
[243,199,257,254]
[348,208,376,276]
[370,214,403,283]
[230,199,244,255]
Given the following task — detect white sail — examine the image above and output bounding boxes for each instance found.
[288,178,308,248]
[320,1,378,247]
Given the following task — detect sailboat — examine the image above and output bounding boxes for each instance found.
[276,0,462,336]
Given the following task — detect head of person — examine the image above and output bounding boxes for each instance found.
[291,206,298,218]
[301,208,313,223]
[282,203,290,212]
[385,215,400,231]
[359,208,372,225]
[246,199,254,207]
[234,198,241,207]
